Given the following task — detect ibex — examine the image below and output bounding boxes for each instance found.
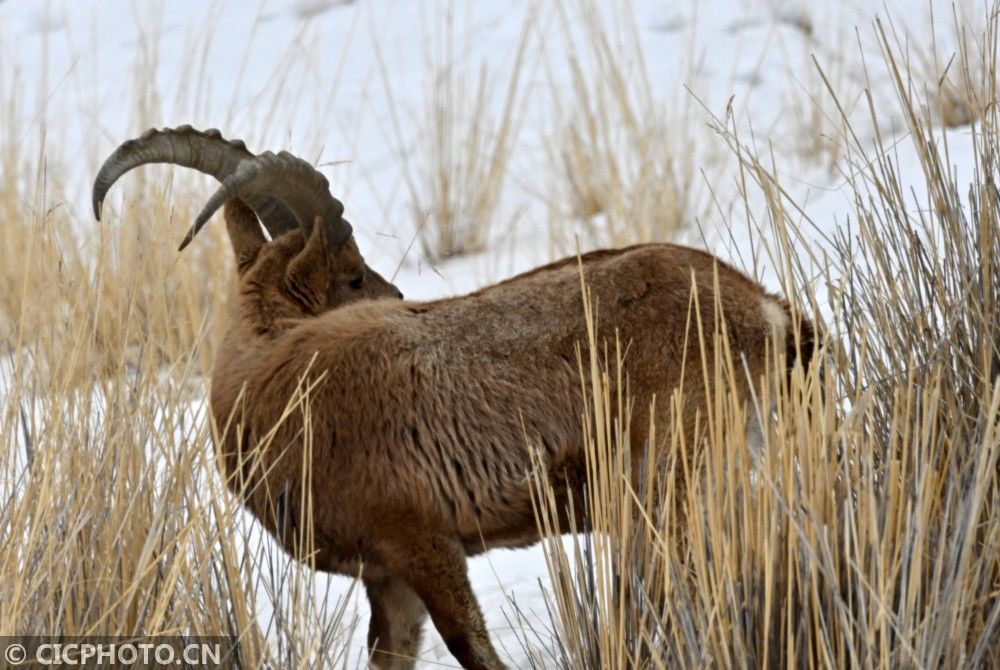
[93,127,815,670]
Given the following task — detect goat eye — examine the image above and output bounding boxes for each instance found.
[349,274,365,290]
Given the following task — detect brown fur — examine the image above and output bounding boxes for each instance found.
[211,200,812,669]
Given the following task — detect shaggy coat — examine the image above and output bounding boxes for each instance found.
[212,200,814,670]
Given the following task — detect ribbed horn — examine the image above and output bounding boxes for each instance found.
[179,151,352,252]
[92,125,299,239]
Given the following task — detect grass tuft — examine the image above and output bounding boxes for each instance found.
[524,7,1000,667]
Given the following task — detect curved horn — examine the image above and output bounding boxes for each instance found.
[179,151,352,252]
[92,125,299,238]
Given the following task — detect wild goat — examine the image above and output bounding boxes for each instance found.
[94,127,815,670]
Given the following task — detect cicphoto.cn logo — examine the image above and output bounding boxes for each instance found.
[1,637,235,667]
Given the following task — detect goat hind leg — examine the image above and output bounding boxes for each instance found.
[375,532,506,670]
[365,575,427,670]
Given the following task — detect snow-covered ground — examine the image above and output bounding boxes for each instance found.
[0,0,985,666]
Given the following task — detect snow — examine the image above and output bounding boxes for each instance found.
[0,0,985,666]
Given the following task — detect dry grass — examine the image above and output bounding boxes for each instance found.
[522,9,1000,668]
[0,15,362,669]
[914,2,997,129]
[777,16,857,173]
[383,1,533,262]
[540,0,711,252]
[0,125,359,670]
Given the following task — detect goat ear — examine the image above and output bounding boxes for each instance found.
[224,200,267,273]
[284,216,329,311]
